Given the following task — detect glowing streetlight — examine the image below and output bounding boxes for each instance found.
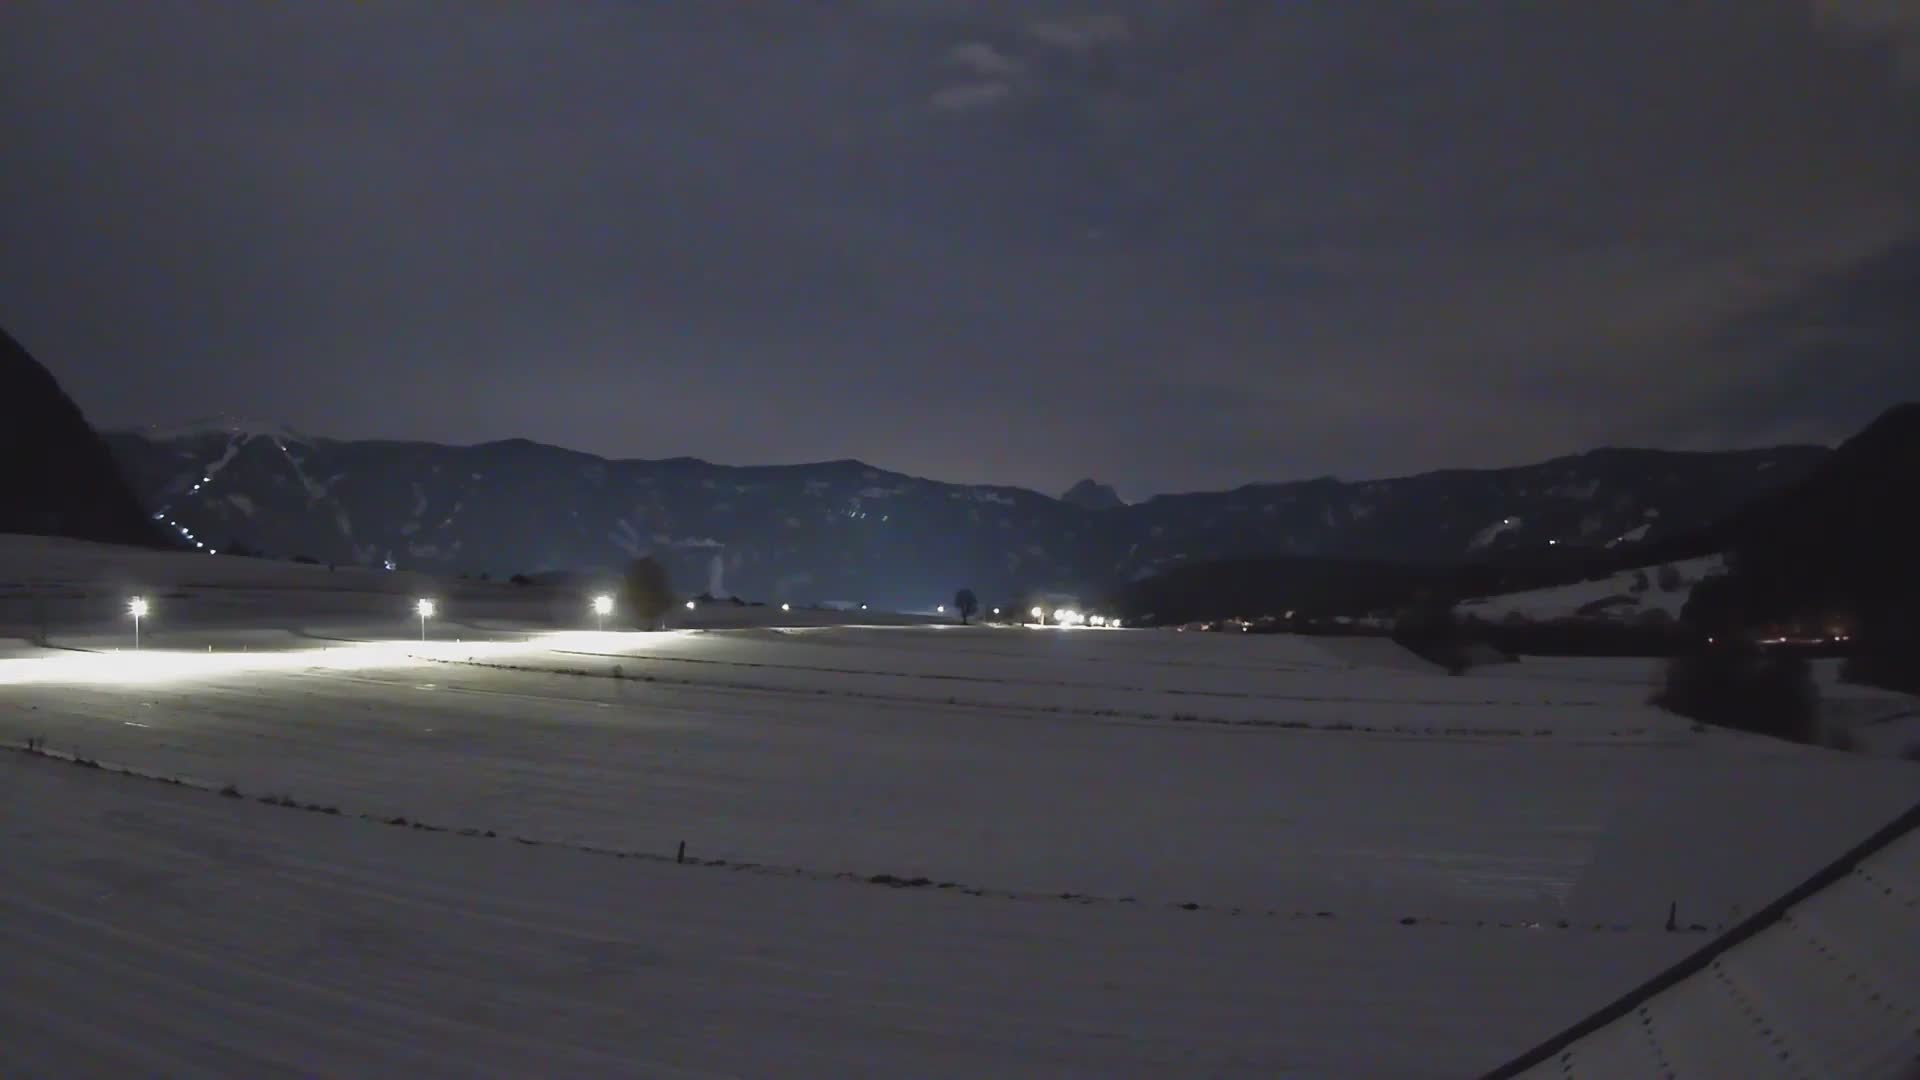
[781,602,791,612]
[591,594,613,632]
[415,598,436,641]
[685,599,696,611]
[937,605,946,614]
[1031,606,1045,623]
[128,596,148,650]
[992,607,1001,617]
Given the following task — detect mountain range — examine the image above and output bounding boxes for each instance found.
[102,417,1825,607]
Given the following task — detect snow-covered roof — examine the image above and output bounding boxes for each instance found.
[1490,801,1920,1079]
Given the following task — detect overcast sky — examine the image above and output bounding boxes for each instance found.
[3,2,1917,498]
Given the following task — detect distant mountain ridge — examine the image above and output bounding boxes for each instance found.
[1,327,164,548]
[103,420,1828,606]
[1061,479,1125,511]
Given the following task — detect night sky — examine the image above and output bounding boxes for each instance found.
[3,2,1917,499]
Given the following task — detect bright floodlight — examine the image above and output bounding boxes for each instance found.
[128,596,148,650]
[685,599,697,610]
[591,595,614,616]
[415,599,436,618]
[937,604,946,613]
[781,602,791,612]
[1030,606,1044,620]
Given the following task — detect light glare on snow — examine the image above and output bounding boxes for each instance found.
[0,631,648,687]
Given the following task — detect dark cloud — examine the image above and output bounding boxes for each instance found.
[1,1,1915,499]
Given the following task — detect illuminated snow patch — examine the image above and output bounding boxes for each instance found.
[0,631,641,688]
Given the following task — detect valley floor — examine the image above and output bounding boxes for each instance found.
[2,536,1916,1076]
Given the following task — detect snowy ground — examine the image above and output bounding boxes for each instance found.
[1459,554,1724,623]
[3,535,1917,1077]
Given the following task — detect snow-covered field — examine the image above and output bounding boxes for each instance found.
[1460,555,1724,623]
[3,535,1916,1077]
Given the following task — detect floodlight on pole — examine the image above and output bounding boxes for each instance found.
[685,599,696,611]
[415,598,436,641]
[128,596,148,650]
[591,594,613,632]
[1030,606,1045,624]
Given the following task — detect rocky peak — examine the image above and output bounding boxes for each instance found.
[1061,478,1124,511]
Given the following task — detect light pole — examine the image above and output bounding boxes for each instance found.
[128,596,148,650]
[592,594,613,632]
[1030,605,1045,625]
[416,598,435,641]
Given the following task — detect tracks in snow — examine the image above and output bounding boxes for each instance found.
[2,741,1715,938]
[422,652,1667,744]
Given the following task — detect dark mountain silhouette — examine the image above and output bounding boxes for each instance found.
[1060,478,1124,511]
[0,327,164,547]
[1683,402,1920,687]
[104,422,1823,608]
[1116,406,1919,662]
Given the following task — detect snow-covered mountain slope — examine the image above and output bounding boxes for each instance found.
[103,425,1823,606]
[1461,555,1726,624]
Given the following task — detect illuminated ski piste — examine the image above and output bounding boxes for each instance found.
[0,630,665,687]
